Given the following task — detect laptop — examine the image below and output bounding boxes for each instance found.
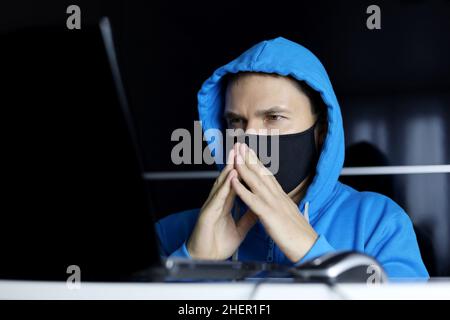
[0,18,288,282]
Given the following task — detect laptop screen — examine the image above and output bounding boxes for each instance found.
[0,21,160,281]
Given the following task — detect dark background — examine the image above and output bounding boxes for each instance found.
[1,0,449,276]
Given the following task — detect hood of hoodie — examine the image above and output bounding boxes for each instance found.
[197,37,345,222]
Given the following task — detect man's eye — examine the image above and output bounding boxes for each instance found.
[229,118,244,125]
[265,115,283,122]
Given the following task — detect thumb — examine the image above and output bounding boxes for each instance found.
[236,210,258,241]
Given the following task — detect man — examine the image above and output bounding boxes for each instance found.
[156,37,429,279]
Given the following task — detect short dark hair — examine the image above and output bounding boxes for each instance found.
[292,79,326,117]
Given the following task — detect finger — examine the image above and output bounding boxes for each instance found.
[241,142,264,174]
[222,175,237,214]
[240,145,281,189]
[236,210,258,240]
[218,147,235,183]
[234,143,267,194]
[209,169,237,211]
[207,148,235,201]
[231,174,262,214]
[244,143,274,176]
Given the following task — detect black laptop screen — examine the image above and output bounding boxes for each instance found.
[0,24,160,281]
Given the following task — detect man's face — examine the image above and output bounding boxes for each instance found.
[224,73,317,135]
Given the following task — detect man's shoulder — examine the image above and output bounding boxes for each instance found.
[336,182,408,221]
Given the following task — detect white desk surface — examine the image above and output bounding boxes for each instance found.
[1,279,450,300]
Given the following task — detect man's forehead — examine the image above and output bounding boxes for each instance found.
[224,105,291,116]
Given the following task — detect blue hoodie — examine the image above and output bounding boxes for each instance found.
[155,37,429,280]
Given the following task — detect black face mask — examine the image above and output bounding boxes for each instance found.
[224,123,318,193]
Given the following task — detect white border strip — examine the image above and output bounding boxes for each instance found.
[341,165,450,176]
[143,165,450,180]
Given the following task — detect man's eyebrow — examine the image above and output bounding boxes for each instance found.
[223,111,244,119]
[254,106,290,117]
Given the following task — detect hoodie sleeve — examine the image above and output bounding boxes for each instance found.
[294,234,337,266]
[364,210,429,279]
[168,241,192,258]
[155,220,192,259]
[294,209,429,280]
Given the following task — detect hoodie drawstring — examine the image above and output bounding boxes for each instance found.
[303,201,310,224]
